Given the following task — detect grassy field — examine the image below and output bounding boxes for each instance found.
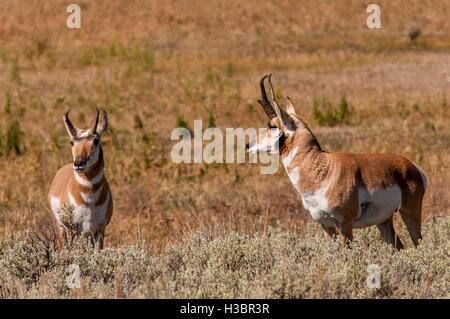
[0,0,449,298]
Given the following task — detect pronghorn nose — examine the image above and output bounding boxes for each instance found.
[74,156,87,167]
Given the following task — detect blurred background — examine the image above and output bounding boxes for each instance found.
[0,0,448,252]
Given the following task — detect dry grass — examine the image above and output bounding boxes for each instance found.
[0,216,448,298]
[0,0,449,298]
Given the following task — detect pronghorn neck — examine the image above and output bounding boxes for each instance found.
[74,145,104,186]
[281,128,323,166]
[281,128,330,191]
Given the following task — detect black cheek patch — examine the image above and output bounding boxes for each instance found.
[278,134,287,149]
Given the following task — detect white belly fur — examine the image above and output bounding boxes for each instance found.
[354,185,401,228]
[300,184,402,229]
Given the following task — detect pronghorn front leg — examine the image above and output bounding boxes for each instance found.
[92,228,105,249]
[321,224,337,240]
[339,220,354,247]
[57,225,69,247]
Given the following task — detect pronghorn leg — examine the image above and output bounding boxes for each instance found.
[62,229,68,246]
[93,228,105,249]
[98,230,105,250]
[399,206,422,247]
[89,235,95,248]
[339,220,354,247]
[376,217,404,250]
[57,224,69,247]
[321,224,337,240]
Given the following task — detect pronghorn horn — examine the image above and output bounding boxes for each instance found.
[63,110,78,138]
[91,108,100,135]
[267,74,282,119]
[257,74,277,119]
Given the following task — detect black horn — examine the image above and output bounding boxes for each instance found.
[267,74,282,118]
[257,74,277,119]
[63,110,78,138]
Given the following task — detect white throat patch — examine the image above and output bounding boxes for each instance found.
[282,146,299,168]
[74,170,104,187]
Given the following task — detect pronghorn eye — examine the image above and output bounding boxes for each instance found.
[93,138,99,145]
[70,140,74,146]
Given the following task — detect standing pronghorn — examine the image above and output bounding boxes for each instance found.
[48,109,113,249]
[247,75,427,249]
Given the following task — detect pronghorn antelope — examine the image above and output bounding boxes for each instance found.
[247,75,427,249]
[48,109,113,249]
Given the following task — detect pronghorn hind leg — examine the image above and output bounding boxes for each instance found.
[376,216,404,250]
[320,224,337,240]
[399,206,422,247]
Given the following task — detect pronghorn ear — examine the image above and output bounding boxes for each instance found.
[63,110,78,139]
[279,106,297,131]
[285,96,296,115]
[96,111,108,137]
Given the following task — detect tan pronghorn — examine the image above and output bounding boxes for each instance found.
[48,109,113,249]
[247,75,427,249]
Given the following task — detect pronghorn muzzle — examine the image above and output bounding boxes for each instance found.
[74,156,88,171]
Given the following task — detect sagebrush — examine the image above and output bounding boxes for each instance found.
[0,216,448,298]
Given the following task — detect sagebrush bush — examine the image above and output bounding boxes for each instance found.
[0,216,448,298]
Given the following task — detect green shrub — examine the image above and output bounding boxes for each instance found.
[313,96,352,127]
[10,57,20,83]
[407,23,421,42]
[5,120,23,156]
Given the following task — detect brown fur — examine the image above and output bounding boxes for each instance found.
[280,114,425,248]
[48,111,112,249]
[252,83,426,249]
